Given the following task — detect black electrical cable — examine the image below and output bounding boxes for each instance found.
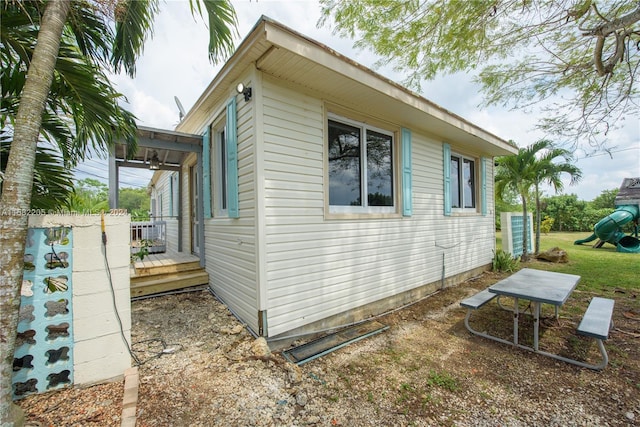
[101,229,142,366]
[101,223,182,366]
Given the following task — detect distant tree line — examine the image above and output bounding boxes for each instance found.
[66,178,150,220]
[496,188,632,233]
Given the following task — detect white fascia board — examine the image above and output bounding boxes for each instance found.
[263,21,517,156]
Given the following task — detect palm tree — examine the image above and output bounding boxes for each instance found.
[0,1,237,424]
[0,135,75,209]
[495,140,582,261]
[0,4,71,423]
[495,145,538,262]
[1,1,138,210]
[530,141,582,254]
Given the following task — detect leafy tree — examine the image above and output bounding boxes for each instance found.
[529,140,582,254]
[494,189,521,231]
[542,194,587,232]
[119,187,151,220]
[319,0,640,150]
[579,206,617,232]
[66,178,109,213]
[0,1,237,424]
[591,188,619,209]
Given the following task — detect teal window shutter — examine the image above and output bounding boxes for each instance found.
[226,97,239,218]
[202,127,212,218]
[401,128,412,216]
[480,157,487,216]
[443,143,451,216]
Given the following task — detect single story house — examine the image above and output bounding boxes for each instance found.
[144,16,517,340]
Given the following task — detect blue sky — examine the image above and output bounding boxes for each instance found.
[76,0,640,201]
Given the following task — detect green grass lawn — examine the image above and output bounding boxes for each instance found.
[496,231,639,299]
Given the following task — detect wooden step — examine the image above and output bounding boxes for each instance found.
[130,270,209,298]
[130,267,207,285]
[131,260,202,277]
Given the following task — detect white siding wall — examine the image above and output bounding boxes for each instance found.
[152,171,179,252]
[261,78,496,336]
[203,90,259,333]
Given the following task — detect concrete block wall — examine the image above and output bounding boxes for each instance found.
[27,214,132,385]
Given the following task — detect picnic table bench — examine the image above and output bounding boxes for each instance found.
[576,297,615,370]
[459,270,615,370]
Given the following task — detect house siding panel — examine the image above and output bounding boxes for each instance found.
[261,77,495,337]
[151,171,179,252]
[203,90,259,333]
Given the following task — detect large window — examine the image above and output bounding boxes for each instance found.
[328,116,395,214]
[450,153,476,210]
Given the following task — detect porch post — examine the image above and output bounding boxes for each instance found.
[196,151,206,268]
[108,145,119,208]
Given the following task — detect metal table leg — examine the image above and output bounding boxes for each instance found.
[533,302,540,351]
[513,297,519,345]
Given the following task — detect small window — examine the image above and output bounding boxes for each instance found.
[170,173,179,217]
[211,118,228,217]
[328,116,395,214]
[157,193,163,219]
[450,153,476,211]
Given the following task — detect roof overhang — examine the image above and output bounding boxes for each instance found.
[114,126,202,171]
[177,16,517,157]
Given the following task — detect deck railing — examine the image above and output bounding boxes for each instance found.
[130,220,166,254]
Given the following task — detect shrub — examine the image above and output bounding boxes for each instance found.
[492,249,519,272]
[540,216,554,234]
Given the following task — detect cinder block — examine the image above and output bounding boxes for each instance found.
[72,290,130,318]
[73,309,131,341]
[72,268,130,296]
[73,347,131,385]
[74,332,131,365]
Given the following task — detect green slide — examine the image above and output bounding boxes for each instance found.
[574,205,640,253]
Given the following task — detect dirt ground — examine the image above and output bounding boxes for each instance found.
[20,264,640,426]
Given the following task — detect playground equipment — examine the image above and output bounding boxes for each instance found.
[575,177,640,253]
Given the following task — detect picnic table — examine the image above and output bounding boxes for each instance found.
[461,268,615,370]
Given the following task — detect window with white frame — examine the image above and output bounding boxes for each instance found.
[169,173,179,218]
[327,116,395,214]
[450,153,476,210]
[212,117,228,216]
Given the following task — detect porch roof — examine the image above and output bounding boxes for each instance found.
[113,126,202,171]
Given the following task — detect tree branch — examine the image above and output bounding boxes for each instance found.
[582,3,640,37]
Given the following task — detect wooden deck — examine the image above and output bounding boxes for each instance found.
[130,252,209,297]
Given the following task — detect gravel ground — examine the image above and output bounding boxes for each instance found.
[19,267,640,426]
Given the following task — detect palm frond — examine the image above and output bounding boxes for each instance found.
[0,132,74,209]
[111,0,159,77]
[196,0,238,64]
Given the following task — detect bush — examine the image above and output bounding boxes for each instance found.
[540,216,554,234]
[492,249,519,272]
